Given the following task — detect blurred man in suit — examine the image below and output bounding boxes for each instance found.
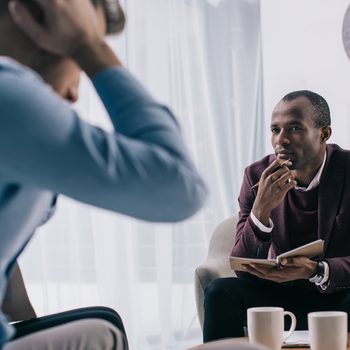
[0,0,207,348]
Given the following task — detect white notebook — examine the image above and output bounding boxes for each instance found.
[230,239,324,271]
[282,330,309,348]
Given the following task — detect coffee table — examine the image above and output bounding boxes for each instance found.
[187,335,350,350]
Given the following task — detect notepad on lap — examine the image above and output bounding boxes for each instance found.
[229,239,324,271]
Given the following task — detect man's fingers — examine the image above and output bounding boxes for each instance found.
[279,257,291,266]
[244,265,264,278]
[9,0,48,44]
[273,171,296,190]
[248,264,275,274]
[279,171,296,183]
[280,256,307,267]
[269,167,294,184]
[263,159,292,178]
[263,159,282,176]
[279,257,305,267]
[278,178,297,195]
[246,264,285,282]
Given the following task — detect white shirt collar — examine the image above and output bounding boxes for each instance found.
[295,151,327,191]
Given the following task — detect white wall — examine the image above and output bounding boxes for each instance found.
[261,0,350,152]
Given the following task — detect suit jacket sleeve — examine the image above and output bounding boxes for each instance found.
[231,166,273,277]
[315,145,350,294]
[322,257,350,294]
[0,64,207,222]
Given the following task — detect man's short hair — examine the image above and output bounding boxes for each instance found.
[281,90,331,128]
[94,0,125,34]
[0,0,125,35]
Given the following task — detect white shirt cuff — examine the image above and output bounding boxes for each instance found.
[316,261,330,289]
[250,212,274,233]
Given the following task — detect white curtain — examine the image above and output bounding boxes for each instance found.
[19,0,264,349]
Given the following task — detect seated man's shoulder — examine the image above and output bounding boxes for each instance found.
[328,143,350,164]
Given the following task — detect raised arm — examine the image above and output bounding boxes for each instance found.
[1,0,207,221]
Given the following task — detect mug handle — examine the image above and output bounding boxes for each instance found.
[283,311,297,341]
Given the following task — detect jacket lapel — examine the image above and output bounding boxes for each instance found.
[318,146,344,254]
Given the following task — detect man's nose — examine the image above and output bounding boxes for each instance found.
[276,130,290,145]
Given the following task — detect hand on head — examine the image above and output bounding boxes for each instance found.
[8,0,103,57]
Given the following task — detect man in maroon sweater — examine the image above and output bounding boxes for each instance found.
[203,90,350,342]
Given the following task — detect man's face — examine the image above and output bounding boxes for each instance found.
[270,96,325,171]
[40,4,107,102]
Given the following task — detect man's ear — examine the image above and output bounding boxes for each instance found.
[320,126,332,143]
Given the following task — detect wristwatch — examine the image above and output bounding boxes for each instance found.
[309,261,325,284]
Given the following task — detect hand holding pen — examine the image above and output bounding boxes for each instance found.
[251,159,296,226]
[251,159,292,189]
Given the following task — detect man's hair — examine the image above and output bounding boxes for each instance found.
[0,0,125,35]
[94,0,125,35]
[281,90,331,128]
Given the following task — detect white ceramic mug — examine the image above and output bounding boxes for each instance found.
[308,311,347,350]
[247,307,296,350]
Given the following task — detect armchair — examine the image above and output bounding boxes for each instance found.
[194,214,238,329]
[2,261,36,322]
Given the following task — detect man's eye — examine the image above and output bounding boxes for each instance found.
[271,128,279,134]
[291,126,301,132]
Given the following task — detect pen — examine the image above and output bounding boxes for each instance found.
[251,159,291,190]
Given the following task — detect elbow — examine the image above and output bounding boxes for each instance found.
[106,162,208,223]
[172,182,208,222]
[155,172,208,222]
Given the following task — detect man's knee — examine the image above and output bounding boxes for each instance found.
[204,277,273,315]
[4,318,128,350]
[79,319,128,350]
[205,279,229,304]
[204,277,244,312]
[204,277,250,302]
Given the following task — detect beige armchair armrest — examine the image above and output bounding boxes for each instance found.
[2,261,36,322]
[195,215,238,330]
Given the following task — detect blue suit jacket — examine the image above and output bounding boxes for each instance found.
[0,58,207,346]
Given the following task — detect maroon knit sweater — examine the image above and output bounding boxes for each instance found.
[286,186,319,249]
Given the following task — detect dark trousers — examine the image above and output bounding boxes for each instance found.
[203,277,350,342]
[11,306,127,342]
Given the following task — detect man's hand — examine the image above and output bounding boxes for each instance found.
[243,256,317,283]
[252,159,296,225]
[9,0,102,57]
[9,0,122,76]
